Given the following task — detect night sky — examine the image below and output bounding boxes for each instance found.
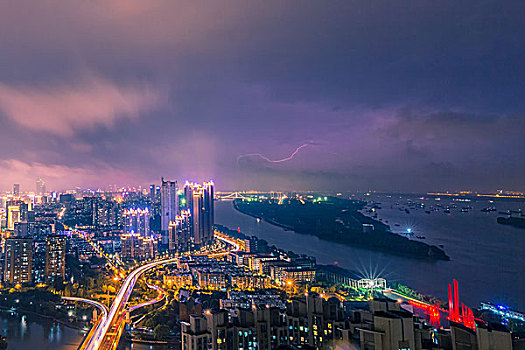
[1,1,524,192]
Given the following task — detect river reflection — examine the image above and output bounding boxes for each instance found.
[0,310,84,350]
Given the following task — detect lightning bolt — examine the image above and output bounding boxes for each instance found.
[238,144,310,164]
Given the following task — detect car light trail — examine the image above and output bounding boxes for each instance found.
[83,256,179,350]
[81,232,241,349]
[128,283,165,312]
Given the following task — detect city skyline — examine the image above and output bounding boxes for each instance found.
[1,2,524,350]
[1,1,525,192]
[1,175,524,349]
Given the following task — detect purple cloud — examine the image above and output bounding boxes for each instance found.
[0,74,163,136]
[0,1,524,192]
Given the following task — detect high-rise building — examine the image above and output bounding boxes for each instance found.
[121,233,141,260]
[161,178,179,236]
[243,237,260,253]
[27,210,36,223]
[120,233,157,260]
[149,184,156,202]
[169,210,191,252]
[19,202,30,221]
[59,193,75,205]
[181,306,292,350]
[13,184,20,197]
[140,236,157,260]
[7,205,21,231]
[184,181,214,245]
[45,235,66,281]
[36,178,46,195]
[155,186,161,202]
[123,208,150,236]
[14,222,33,237]
[81,197,121,230]
[191,190,203,243]
[183,181,194,210]
[359,310,416,350]
[4,237,33,285]
[202,181,214,242]
[97,200,121,229]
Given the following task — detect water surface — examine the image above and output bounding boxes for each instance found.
[215,196,525,311]
[0,310,85,350]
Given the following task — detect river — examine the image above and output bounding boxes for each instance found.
[0,309,85,350]
[215,196,525,312]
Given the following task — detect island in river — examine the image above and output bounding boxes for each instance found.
[233,197,449,261]
[497,216,525,229]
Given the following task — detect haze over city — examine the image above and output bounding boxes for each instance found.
[1,1,525,192]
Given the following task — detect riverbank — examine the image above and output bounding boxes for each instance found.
[0,305,87,332]
[233,198,449,261]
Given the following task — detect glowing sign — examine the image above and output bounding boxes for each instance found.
[357,278,386,290]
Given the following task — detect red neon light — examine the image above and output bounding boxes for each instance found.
[447,279,475,330]
[453,279,460,320]
[448,283,454,320]
[408,300,428,309]
[408,300,441,327]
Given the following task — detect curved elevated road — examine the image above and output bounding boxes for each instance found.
[62,297,108,350]
[84,257,179,350]
[81,232,242,350]
[129,283,165,312]
[62,296,108,318]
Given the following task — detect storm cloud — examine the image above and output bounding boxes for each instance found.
[0,0,524,192]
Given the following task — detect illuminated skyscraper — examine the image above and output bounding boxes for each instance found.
[19,202,30,221]
[121,233,141,260]
[183,181,194,210]
[191,190,204,243]
[202,181,214,243]
[36,178,46,195]
[156,186,161,202]
[13,184,20,197]
[161,178,179,236]
[4,237,33,285]
[82,197,121,230]
[45,235,66,281]
[123,208,150,236]
[121,233,157,260]
[169,210,191,252]
[7,205,20,231]
[184,181,214,245]
[149,184,156,202]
